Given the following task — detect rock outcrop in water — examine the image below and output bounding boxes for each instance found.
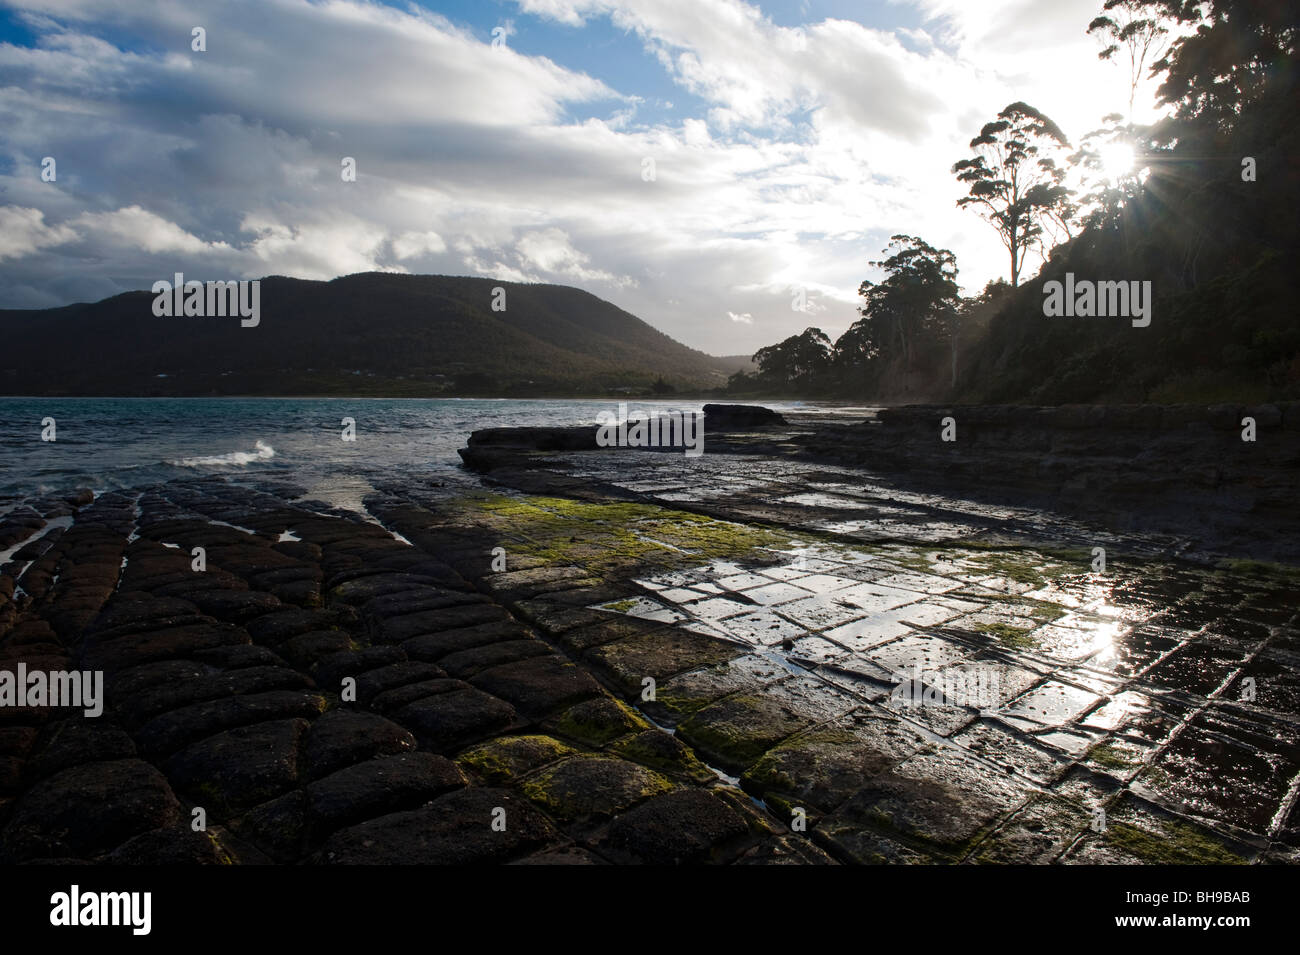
[458,404,789,473]
[459,426,598,473]
[702,404,788,430]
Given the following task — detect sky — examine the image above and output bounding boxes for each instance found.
[0,0,1164,355]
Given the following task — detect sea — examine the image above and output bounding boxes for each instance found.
[0,397,839,511]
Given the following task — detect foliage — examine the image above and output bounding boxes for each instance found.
[1087,0,1176,116]
[752,327,834,390]
[735,0,1298,406]
[952,102,1075,286]
[835,236,960,393]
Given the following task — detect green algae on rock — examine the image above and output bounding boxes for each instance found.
[456,734,582,785]
[611,729,716,784]
[677,694,814,775]
[544,696,650,747]
[1103,819,1248,865]
[975,622,1040,651]
[521,756,676,821]
[1085,741,1142,771]
[457,493,798,575]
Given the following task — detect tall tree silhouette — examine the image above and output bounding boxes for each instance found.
[1087,0,1176,118]
[952,102,1073,286]
[839,235,958,389]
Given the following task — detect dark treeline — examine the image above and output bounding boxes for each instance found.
[729,0,1299,405]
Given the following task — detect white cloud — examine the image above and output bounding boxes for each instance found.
[0,0,1169,352]
[0,206,78,261]
[515,227,628,285]
[242,213,396,279]
[517,0,588,28]
[391,230,448,260]
[73,206,228,255]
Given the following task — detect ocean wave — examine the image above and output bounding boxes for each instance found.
[171,440,275,468]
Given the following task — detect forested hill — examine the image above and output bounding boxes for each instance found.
[0,273,737,396]
[728,1,1300,406]
[955,61,1300,406]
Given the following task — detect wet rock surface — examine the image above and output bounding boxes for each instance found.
[0,413,1297,864]
[703,404,788,430]
[797,404,1300,565]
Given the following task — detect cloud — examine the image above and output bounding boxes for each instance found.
[74,205,229,255]
[519,0,946,137]
[391,230,448,260]
[517,0,587,28]
[0,0,1164,352]
[515,227,628,285]
[0,206,79,261]
[241,213,397,279]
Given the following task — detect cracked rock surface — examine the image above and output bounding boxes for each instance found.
[2,427,1298,864]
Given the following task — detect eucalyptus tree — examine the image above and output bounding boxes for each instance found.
[952,102,1074,287]
[753,327,833,390]
[839,235,959,388]
[1087,0,1176,118]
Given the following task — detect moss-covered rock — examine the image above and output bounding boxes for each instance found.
[1104,819,1249,864]
[521,756,675,821]
[975,621,1040,650]
[453,494,796,577]
[586,629,741,696]
[456,734,582,784]
[677,694,813,775]
[544,696,650,747]
[741,727,901,815]
[1085,740,1144,773]
[612,729,716,784]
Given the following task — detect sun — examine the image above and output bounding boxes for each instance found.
[1098,142,1137,182]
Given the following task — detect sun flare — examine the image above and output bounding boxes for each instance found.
[1098,142,1137,181]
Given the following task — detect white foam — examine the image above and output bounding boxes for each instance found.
[209,518,260,536]
[172,440,275,468]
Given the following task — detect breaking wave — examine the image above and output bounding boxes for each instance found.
[171,440,276,468]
